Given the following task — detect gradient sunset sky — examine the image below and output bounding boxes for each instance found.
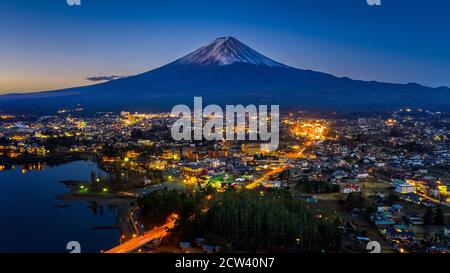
[0,0,449,94]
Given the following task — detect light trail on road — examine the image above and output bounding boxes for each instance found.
[105,214,177,253]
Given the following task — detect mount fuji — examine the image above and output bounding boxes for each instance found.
[1,36,449,114]
[172,37,288,67]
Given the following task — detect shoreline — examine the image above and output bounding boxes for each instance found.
[58,180,142,247]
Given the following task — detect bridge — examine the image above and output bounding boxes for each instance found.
[105,214,177,253]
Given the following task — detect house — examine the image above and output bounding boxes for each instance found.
[300,195,318,203]
[265,180,283,188]
[390,204,403,214]
[384,225,415,242]
[400,192,436,207]
[400,193,423,204]
[357,173,369,179]
[404,214,424,225]
[179,241,191,249]
[427,244,449,253]
[393,179,414,194]
[370,212,395,226]
[202,245,215,253]
[340,184,361,194]
[195,238,206,246]
[445,225,450,238]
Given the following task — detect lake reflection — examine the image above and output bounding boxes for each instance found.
[0,161,120,253]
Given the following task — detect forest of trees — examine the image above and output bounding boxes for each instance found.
[423,206,445,226]
[296,179,340,194]
[140,188,198,227]
[339,192,377,212]
[140,188,342,252]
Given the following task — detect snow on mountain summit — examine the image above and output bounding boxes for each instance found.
[173,37,289,68]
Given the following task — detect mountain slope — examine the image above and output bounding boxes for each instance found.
[1,37,449,114]
[171,36,289,67]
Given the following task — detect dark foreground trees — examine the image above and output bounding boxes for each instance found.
[423,206,445,226]
[140,188,341,252]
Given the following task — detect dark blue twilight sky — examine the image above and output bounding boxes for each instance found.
[0,0,449,93]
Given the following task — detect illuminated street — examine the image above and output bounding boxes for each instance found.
[105,214,177,253]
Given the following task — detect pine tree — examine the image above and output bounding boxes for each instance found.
[423,206,433,225]
[433,206,445,226]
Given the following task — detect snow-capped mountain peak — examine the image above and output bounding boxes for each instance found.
[173,36,289,68]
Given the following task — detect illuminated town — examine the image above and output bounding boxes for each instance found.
[1,108,449,253]
[1,3,450,271]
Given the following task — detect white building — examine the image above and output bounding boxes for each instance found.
[394,179,414,194]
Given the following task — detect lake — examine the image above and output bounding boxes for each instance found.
[0,160,121,253]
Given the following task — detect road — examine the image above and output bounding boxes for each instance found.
[245,166,288,189]
[105,215,177,253]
